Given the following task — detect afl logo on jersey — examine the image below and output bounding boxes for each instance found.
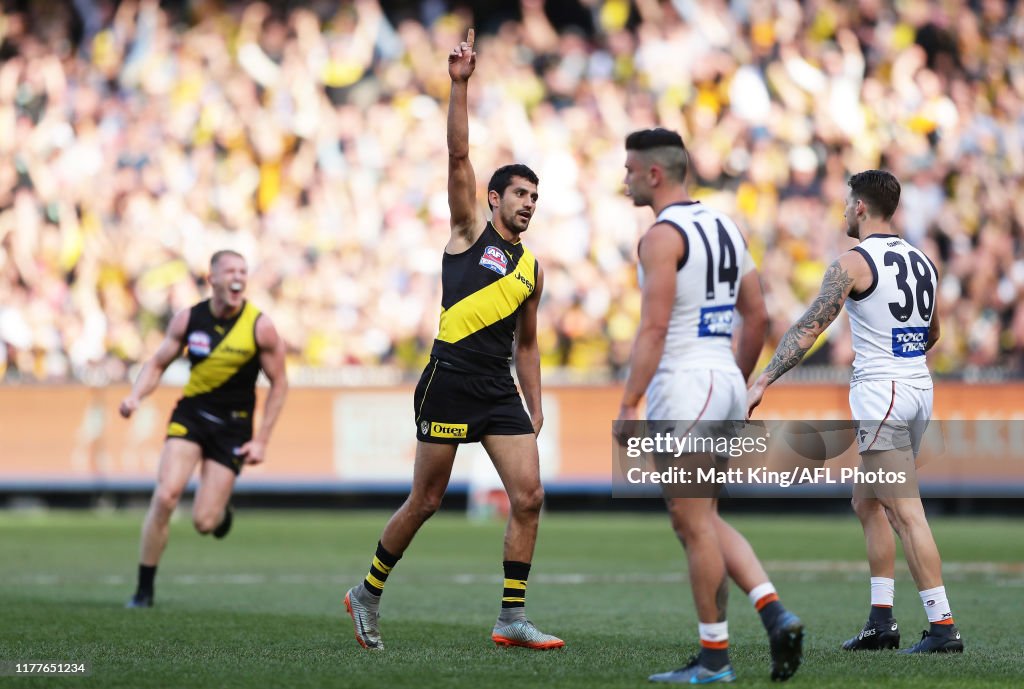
[188,331,212,357]
[479,246,509,276]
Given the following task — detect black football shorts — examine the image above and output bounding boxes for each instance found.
[413,357,535,444]
[166,401,253,475]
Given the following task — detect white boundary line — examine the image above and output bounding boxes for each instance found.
[4,560,1023,587]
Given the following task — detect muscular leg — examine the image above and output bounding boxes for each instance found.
[140,439,201,566]
[867,448,958,634]
[129,439,201,606]
[879,491,961,650]
[713,501,795,632]
[876,495,942,590]
[842,453,908,650]
[841,486,901,649]
[345,442,458,650]
[866,449,960,652]
[701,496,803,680]
[192,460,237,534]
[480,433,563,648]
[481,434,544,563]
[379,441,458,555]
[666,497,727,623]
[661,495,736,674]
[852,492,897,580]
[864,449,941,590]
[714,510,769,593]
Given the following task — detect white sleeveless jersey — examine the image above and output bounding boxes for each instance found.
[846,234,937,386]
[639,202,755,372]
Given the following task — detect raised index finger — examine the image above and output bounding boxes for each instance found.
[467,28,475,48]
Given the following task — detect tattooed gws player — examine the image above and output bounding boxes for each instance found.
[748,170,963,654]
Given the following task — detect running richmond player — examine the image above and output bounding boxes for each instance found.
[120,250,288,608]
[344,29,563,651]
[748,170,963,654]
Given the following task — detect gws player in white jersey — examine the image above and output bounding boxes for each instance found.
[747,170,963,654]
[618,129,804,684]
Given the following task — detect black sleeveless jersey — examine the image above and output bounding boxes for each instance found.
[179,300,262,415]
[431,223,539,374]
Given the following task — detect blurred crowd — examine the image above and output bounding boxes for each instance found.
[1,0,1023,384]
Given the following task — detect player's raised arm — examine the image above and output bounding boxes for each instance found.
[447,29,480,252]
[747,250,870,417]
[236,314,289,465]
[119,308,189,418]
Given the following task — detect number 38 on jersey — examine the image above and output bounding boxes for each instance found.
[848,235,938,381]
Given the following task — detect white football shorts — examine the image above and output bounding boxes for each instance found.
[849,379,933,455]
[646,367,747,425]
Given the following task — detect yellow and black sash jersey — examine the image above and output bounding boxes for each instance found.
[179,300,262,416]
[431,222,539,374]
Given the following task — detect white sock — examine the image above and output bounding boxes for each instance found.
[748,582,776,607]
[698,621,729,644]
[870,577,895,607]
[919,585,953,623]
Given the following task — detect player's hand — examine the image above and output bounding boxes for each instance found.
[119,396,140,419]
[532,413,544,436]
[746,378,767,420]
[448,29,476,82]
[235,439,266,465]
[614,403,639,446]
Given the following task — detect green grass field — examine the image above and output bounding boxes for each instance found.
[1,510,1021,688]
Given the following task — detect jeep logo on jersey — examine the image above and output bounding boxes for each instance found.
[479,246,509,276]
[891,327,929,358]
[514,272,534,291]
[430,422,468,439]
[188,331,212,357]
[698,305,735,338]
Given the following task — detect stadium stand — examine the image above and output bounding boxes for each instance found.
[1,0,1023,385]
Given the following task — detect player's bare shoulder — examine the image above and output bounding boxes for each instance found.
[254,310,281,350]
[640,221,685,261]
[838,247,877,297]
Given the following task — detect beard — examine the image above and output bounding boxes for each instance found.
[503,209,530,232]
[628,188,651,207]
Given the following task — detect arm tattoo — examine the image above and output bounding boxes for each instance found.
[763,261,854,385]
